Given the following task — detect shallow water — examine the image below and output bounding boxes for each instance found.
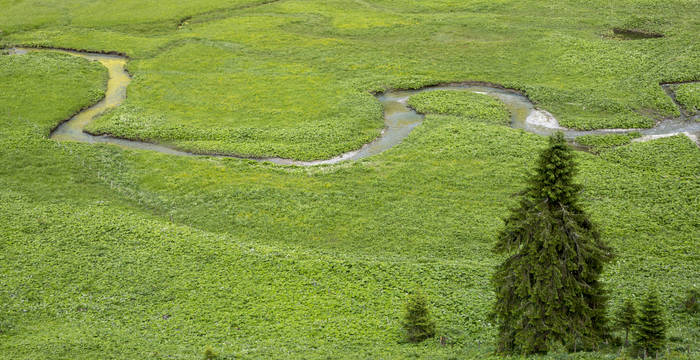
[374,84,700,152]
[9,47,700,166]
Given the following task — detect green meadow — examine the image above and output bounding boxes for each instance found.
[676,82,700,115]
[408,91,510,125]
[0,0,698,359]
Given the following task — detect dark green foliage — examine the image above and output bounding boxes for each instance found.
[615,299,637,346]
[683,289,698,314]
[635,290,666,358]
[402,289,436,343]
[203,347,219,360]
[0,319,9,335]
[491,132,614,354]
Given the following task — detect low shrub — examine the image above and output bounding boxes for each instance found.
[683,288,698,314]
[402,289,436,343]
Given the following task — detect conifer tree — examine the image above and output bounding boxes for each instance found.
[615,299,637,346]
[491,132,614,354]
[635,290,666,358]
[403,289,436,343]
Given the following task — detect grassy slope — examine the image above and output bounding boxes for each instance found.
[0,1,699,359]
[1,0,698,159]
[1,52,698,359]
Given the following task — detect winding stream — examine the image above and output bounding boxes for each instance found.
[8,47,700,166]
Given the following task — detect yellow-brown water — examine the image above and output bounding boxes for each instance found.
[50,51,130,142]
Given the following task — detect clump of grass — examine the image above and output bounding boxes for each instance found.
[408,90,510,125]
[675,83,700,116]
[0,319,12,335]
[612,15,665,39]
[203,347,218,360]
[683,288,698,314]
[560,113,655,130]
[576,132,641,150]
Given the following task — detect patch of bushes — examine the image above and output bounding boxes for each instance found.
[612,15,665,39]
[683,288,698,314]
[575,132,641,150]
[408,90,510,125]
[675,83,700,116]
[559,113,654,131]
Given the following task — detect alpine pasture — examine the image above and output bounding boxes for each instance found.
[0,0,698,358]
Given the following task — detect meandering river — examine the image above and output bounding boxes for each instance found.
[8,47,700,165]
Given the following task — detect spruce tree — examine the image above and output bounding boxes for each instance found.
[635,290,666,358]
[615,299,637,346]
[403,289,436,343]
[491,132,614,354]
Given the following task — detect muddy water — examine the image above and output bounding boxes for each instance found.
[15,47,199,156]
[379,84,700,147]
[8,47,700,166]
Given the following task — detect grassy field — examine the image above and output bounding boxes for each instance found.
[676,82,700,115]
[575,133,643,151]
[2,0,698,158]
[1,0,699,359]
[408,91,510,125]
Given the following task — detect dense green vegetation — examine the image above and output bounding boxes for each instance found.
[615,299,637,347]
[402,289,436,343]
[1,0,699,359]
[683,289,699,314]
[576,132,642,151]
[2,0,697,158]
[610,15,667,39]
[408,90,510,125]
[0,52,107,137]
[0,0,267,33]
[635,290,667,358]
[492,133,613,354]
[675,83,700,115]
